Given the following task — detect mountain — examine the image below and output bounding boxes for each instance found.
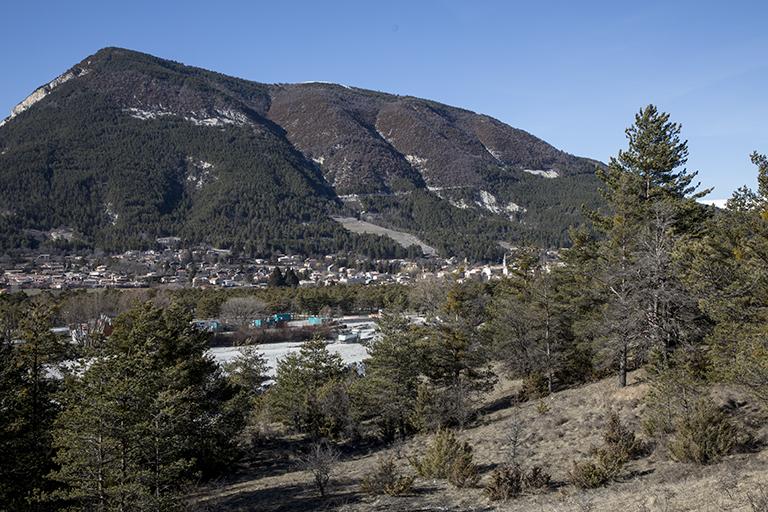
[0,47,603,260]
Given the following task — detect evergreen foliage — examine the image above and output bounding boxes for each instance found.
[409,429,479,487]
[49,303,245,510]
[351,313,422,440]
[359,455,415,496]
[588,105,710,386]
[0,304,65,510]
[267,337,352,439]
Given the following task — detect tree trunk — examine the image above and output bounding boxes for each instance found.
[619,343,627,388]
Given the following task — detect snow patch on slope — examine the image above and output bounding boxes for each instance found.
[405,154,428,172]
[186,157,216,190]
[481,143,503,162]
[477,190,525,218]
[124,107,174,120]
[450,199,472,210]
[104,203,119,225]
[123,107,252,127]
[375,125,396,146]
[523,169,559,178]
[300,81,352,90]
[187,108,251,127]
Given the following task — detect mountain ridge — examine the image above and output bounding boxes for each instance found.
[0,47,603,260]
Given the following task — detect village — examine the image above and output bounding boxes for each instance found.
[0,241,561,292]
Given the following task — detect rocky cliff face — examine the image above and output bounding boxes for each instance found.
[0,67,90,127]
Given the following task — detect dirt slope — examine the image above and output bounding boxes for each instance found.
[192,372,768,512]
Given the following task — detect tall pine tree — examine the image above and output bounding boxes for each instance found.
[50,302,245,510]
[591,105,708,386]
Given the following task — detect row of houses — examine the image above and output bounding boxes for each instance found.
[1,245,562,291]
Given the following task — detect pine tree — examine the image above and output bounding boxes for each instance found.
[51,353,177,511]
[487,248,569,394]
[418,288,496,427]
[603,105,708,202]
[685,152,768,403]
[224,346,270,398]
[50,302,245,510]
[268,266,286,287]
[284,268,300,287]
[591,105,708,386]
[351,313,422,440]
[548,226,603,385]
[0,304,65,510]
[267,336,349,439]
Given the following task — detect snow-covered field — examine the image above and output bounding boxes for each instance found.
[208,341,369,377]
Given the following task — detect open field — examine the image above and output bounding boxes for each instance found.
[332,216,437,256]
[209,341,369,377]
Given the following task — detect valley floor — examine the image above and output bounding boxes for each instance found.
[191,372,768,512]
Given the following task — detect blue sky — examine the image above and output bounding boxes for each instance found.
[1,0,765,200]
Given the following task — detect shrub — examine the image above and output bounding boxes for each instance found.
[569,448,624,489]
[668,402,737,464]
[602,410,643,461]
[569,412,640,489]
[410,429,479,488]
[360,455,415,496]
[485,464,551,501]
[485,464,523,500]
[535,399,551,415]
[523,465,552,490]
[412,383,476,432]
[642,352,707,442]
[520,372,549,400]
[447,448,480,488]
[297,442,340,498]
[569,458,612,489]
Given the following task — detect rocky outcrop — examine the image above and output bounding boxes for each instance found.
[1,67,90,126]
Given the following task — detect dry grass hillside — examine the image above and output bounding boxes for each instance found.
[192,371,768,512]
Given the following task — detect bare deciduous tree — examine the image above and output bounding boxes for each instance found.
[60,291,119,348]
[297,442,340,498]
[220,296,267,328]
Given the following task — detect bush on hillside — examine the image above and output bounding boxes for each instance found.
[569,411,641,489]
[485,464,551,501]
[409,429,479,488]
[569,447,625,489]
[602,410,644,460]
[668,401,737,464]
[360,455,414,496]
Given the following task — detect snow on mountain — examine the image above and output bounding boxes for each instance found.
[523,169,560,178]
[699,198,729,208]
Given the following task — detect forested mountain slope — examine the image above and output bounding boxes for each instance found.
[0,47,603,259]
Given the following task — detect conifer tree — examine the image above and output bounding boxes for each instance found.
[267,336,350,439]
[418,285,496,426]
[487,248,568,394]
[284,268,300,287]
[592,105,708,386]
[50,302,245,510]
[351,313,422,440]
[268,266,286,287]
[0,304,64,510]
[685,152,768,403]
